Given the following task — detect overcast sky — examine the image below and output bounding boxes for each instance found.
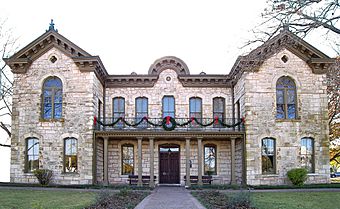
[0,0,336,182]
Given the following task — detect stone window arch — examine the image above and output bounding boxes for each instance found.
[64,137,78,173]
[42,76,63,119]
[25,137,39,172]
[276,76,297,119]
[262,137,276,174]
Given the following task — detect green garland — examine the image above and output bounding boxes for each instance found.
[96,116,244,131]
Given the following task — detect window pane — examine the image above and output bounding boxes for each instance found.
[301,138,314,173]
[262,138,275,174]
[204,146,216,175]
[276,90,284,104]
[122,145,134,175]
[65,155,77,172]
[163,96,175,117]
[44,78,62,88]
[27,138,39,172]
[276,104,284,119]
[287,104,296,119]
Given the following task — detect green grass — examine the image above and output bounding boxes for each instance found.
[0,189,97,209]
[253,192,340,209]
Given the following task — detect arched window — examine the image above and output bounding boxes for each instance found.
[26,137,39,172]
[113,97,125,127]
[276,76,297,119]
[204,144,217,175]
[162,96,175,118]
[136,97,148,127]
[213,97,225,127]
[122,144,134,175]
[64,137,77,173]
[301,137,314,173]
[262,137,276,174]
[42,77,63,119]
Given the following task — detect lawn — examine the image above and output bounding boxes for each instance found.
[0,188,97,209]
[253,191,340,209]
[193,191,340,209]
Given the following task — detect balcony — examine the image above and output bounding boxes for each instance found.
[95,117,244,132]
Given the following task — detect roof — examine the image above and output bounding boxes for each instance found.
[3,27,108,84]
[229,29,335,81]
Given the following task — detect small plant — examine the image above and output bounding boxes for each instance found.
[33,169,53,186]
[227,191,255,209]
[287,168,308,186]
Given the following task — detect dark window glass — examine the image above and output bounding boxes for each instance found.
[122,144,134,175]
[190,97,202,126]
[64,137,77,173]
[162,96,175,118]
[276,76,297,119]
[113,97,125,127]
[213,97,225,127]
[26,138,39,172]
[204,145,216,175]
[136,97,148,127]
[262,138,275,174]
[301,137,314,173]
[42,77,62,119]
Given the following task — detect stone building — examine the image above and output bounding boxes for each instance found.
[4,23,333,186]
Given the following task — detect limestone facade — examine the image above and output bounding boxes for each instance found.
[5,27,332,186]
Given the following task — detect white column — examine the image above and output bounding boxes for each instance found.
[103,137,109,185]
[149,137,155,187]
[137,137,143,186]
[197,137,203,186]
[231,138,236,184]
[185,137,191,187]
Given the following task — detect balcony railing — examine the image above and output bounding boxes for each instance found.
[95,117,244,132]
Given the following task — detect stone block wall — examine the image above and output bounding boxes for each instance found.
[238,49,330,185]
[10,47,102,184]
[105,69,233,121]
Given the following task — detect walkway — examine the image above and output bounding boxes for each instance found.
[134,186,206,209]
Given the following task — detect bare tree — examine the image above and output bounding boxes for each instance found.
[248,0,340,54]
[250,0,340,166]
[0,18,17,147]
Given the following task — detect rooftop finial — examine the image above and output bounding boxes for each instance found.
[47,19,58,32]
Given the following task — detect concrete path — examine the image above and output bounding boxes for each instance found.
[134,186,206,209]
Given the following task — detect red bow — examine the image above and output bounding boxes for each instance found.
[166,116,170,125]
[214,116,219,125]
[94,116,97,126]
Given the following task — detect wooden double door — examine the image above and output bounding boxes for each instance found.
[159,145,180,184]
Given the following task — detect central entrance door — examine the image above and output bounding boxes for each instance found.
[159,144,180,184]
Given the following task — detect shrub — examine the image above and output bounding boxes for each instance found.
[227,191,254,209]
[33,169,53,186]
[287,168,308,186]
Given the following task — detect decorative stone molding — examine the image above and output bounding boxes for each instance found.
[148,56,190,76]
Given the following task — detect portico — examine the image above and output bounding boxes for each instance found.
[94,131,245,187]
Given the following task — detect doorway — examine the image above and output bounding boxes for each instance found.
[159,144,180,184]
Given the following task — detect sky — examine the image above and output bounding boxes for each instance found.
[0,0,336,182]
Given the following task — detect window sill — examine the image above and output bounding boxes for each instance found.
[61,172,80,176]
[39,118,64,123]
[261,174,278,177]
[275,118,301,123]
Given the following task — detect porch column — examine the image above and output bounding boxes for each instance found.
[197,137,203,186]
[149,137,155,187]
[137,137,143,186]
[103,137,109,185]
[185,137,191,187]
[231,138,236,184]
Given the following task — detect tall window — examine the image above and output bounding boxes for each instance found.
[276,76,297,119]
[213,97,225,127]
[162,96,175,118]
[26,137,39,172]
[301,137,314,173]
[122,144,134,175]
[136,97,148,127]
[190,97,202,126]
[42,77,62,119]
[64,137,77,173]
[113,97,125,127]
[262,138,275,174]
[204,144,217,175]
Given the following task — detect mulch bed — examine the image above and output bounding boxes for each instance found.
[85,190,149,209]
[193,191,257,209]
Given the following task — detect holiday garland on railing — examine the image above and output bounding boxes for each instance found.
[94,116,244,131]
